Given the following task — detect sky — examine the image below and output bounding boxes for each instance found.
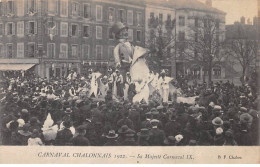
[198,0,258,25]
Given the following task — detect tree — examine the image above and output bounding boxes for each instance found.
[145,15,177,74]
[183,15,225,85]
[224,34,258,85]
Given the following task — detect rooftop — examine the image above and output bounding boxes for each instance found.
[144,0,226,14]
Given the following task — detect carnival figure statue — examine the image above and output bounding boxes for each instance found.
[111,22,150,103]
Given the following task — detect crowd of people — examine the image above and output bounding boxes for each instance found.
[0,69,259,146]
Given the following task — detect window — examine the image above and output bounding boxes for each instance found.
[179,16,185,26]
[136,30,141,42]
[118,9,126,23]
[6,23,15,35]
[60,22,68,37]
[28,43,35,57]
[28,21,37,35]
[108,8,115,22]
[17,21,24,36]
[82,44,89,59]
[60,0,68,16]
[28,0,36,13]
[47,43,55,58]
[7,0,14,14]
[96,5,102,21]
[83,25,90,38]
[71,45,78,58]
[159,13,163,24]
[137,12,142,26]
[0,23,3,36]
[213,66,221,76]
[48,0,57,15]
[127,10,133,25]
[71,24,78,36]
[17,43,24,58]
[96,45,102,60]
[17,0,25,16]
[6,44,13,58]
[108,27,114,39]
[96,26,102,39]
[167,14,171,21]
[128,29,133,42]
[60,43,68,58]
[83,4,90,18]
[108,46,114,61]
[72,2,80,17]
[46,21,58,36]
[178,32,185,41]
[0,44,4,58]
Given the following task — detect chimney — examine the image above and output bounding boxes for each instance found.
[240,16,245,24]
[205,0,212,7]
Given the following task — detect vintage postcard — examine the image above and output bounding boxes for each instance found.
[0,0,259,164]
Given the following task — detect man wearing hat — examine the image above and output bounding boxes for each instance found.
[137,128,150,146]
[70,125,90,146]
[141,111,153,130]
[55,120,73,145]
[148,119,165,146]
[104,130,119,146]
[111,22,134,81]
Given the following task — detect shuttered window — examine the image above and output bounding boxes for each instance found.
[96,26,102,39]
[60,43,68,58]
[96,45,103,60]
[82,44,89,59]
[17,43,24,58]
[96,5,102,21]
[28,43,35,58]
[7,44,13,58]
[60,0,68,17]
[127,10,133,25]
[47,43,55,58]
[17,21,24,36]
[60,22,68,37]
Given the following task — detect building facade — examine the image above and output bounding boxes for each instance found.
[144,0,226,83]
[0,0,145,79]
[0,0,227,83]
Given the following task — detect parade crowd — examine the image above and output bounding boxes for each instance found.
[0,69,259,146]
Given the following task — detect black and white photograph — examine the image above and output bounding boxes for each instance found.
[0,0,259,164]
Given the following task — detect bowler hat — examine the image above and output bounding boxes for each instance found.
[106,130,118,139]
[212,117,223,126]
[65,108,72,114]
[239,113,253,124]
[111,22,128,35]
[118,125,129,134]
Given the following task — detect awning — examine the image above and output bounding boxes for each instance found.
[0,64,36,71]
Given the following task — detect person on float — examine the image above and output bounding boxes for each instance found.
[107,67,115,91]
[114,69,124,98]
[124,72,131,101]
[88,69,102,98]
[158,69,173,103]
[99,75,109,98]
